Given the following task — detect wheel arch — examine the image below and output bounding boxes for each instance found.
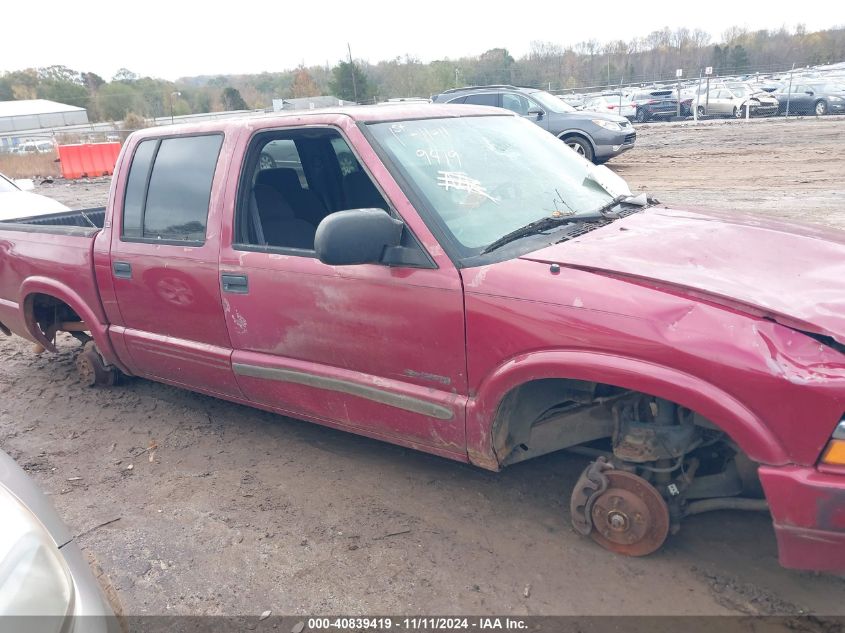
[19,276,129,373]
[555,130,596,153]
[465,349,789,471]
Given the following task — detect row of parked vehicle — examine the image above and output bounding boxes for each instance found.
[567,75,845,122]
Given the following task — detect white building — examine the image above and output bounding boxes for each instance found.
[0,99,89,134]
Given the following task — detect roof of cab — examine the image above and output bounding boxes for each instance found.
[129,104,511,139]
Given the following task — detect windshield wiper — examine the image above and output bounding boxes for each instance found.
[480,195,627,255]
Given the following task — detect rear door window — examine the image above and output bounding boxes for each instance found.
[122,134,223,244]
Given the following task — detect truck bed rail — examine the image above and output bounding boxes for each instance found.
[0,207,105,237]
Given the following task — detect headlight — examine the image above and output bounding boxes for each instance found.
[592,119,623,131]
[820,416,845,467]
[0,485,73,622]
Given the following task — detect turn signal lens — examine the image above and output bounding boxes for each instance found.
[821,439,845,466]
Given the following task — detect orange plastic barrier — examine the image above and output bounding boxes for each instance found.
[57,142,122,179]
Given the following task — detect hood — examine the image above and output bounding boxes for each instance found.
[0,191,69,222]
[520,207,845,346]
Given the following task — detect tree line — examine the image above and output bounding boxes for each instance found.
[1,23,842,124]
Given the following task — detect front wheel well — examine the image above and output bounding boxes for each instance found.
[557,131,595,150]
[492,378,627,465]
[490,377,746,470]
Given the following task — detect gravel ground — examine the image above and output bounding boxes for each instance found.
[2,115,845,618]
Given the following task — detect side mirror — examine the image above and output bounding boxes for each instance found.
[805,90,814,95]
[315,208,403,266]
[527,106,544,119]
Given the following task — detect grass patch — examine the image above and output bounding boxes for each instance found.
[0,153,61,179]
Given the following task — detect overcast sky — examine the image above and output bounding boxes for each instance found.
[2,1,843,80]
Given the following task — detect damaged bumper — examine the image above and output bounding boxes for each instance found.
[759,465,845,573]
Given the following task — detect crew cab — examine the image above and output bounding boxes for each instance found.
[1,105,843,571]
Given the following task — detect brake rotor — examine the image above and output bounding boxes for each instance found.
[589,470,670,557]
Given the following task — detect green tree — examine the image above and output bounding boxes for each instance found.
[81,72,105,93]
[0,78,14,101]
[471,48,515,85]
[112,68,139,82]
[97,82,142,120]
[329,61,371,102]
[729,45,749,71]
[39,80,88,108]
[222,87,248,110]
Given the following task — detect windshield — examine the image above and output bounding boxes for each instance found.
[530,91,576,113]
[0,174,19,193]
[367,115,614,257]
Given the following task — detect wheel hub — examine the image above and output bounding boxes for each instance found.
[589,470,669,556]
[76,353,96,387]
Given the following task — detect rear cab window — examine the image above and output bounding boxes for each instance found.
[121,134,223,244]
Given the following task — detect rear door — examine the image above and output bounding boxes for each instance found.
[108,132,243,398]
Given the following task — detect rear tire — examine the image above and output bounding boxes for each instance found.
[815,100,828,116]
[76,341,119,387]
[562,136,594,163]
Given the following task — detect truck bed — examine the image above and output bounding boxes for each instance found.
[0,208,106,342]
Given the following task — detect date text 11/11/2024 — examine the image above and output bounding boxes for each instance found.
[307,617,528,630]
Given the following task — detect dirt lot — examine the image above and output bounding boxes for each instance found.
[2,117,845,618]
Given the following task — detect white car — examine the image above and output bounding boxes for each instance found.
[0,172,69,221]
[583,94,636,120]
[12,140,56,154]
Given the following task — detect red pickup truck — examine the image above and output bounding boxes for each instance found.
[1,105,844,571]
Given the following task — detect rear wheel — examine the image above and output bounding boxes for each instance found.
[697,105,706,118]
[733,106,743,119]
[76,342,119,387]
[562,136,594,163]
[815,100,828,116]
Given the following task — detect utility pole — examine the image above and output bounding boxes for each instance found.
[785,62,795,119]
[347,43,358,103]
[170,91,181,125]
[455,68,459,88]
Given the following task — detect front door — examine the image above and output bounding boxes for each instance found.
[108,132,242,398]
[218,121,468,456]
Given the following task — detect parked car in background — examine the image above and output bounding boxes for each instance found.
[0,448,118,629]
[773,81,845,115]
[693,84,779,118]
[583,94,636,120]
[432,85,635,163]
[627,89,679,122]
[12,140,55,155]
[0,172,69,221]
